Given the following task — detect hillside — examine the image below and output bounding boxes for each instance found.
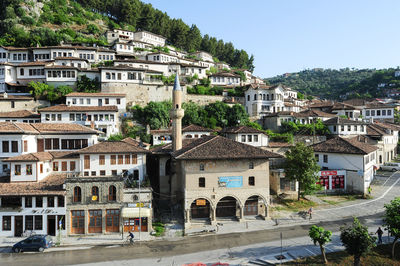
[0,0,254,70]
[266,68,376,99]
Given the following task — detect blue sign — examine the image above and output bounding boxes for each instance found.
[218,176,243,188]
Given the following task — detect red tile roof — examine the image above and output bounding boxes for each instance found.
[0,110,40,118]
[78,140,150,154]
[66,92,126,97]
[312,136,378,155]
[0,173,66,196]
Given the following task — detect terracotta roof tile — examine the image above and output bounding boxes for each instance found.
[39,104,118,112]
[0,110,40,118]
[66,92,126,97]
[221,126,266,134]
[172,135,281,160]
[323,117,366,125]
[294,109,336,118]
[268,142,293,148]
[0,173,66,196]
[311,136,377,155]
[0,122,38,134]
[30,123,99,134]
[0,94,34,101]
[78,140,150,154]
[3,152,54,162]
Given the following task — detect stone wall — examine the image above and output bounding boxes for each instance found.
[0,99,49,112]
[101,82,244,107]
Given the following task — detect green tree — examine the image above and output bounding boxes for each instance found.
[340,217,376,266]
[226,104,249,126]
[77,75,100,92]
[284,142,320,200]
[309,225,332,264]
[182,102,201,126]
[383,197,400,258]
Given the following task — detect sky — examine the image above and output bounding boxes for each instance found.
[141,0,400,78]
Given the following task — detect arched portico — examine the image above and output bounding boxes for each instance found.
[244,195,268,218]
[216,196,240,219]
[190,198,211,220]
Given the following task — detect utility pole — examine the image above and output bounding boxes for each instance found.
[280,232,283,265]
[139,176,141,242]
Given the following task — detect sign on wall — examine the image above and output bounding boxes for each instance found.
[218,176,243,188]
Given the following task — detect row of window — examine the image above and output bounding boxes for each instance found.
[99,54,114,61]
[12,53,28,61]
[84,154,138,169]
[212,77,239,83]
[34,54,50,60]
[69,113,115,122]
[70,97,121,105]
[19,68,45,76]
[315,154,328,163]
[52,161,76,172]
[71,209,119,233]
[248,93,284,101]
[105,72,143,81]
[198,176,255,187]
[47,70,76,78]
[79,53,95,60]
[42,138,89,150]
[0,196,63,209]
[73,185,117,203]
[240,134,259,143]
[332,125,365,132]
[365,109,392,117]
[199,162,254,171]
[2,140,18,153]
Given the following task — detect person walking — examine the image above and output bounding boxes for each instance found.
[376,227,383,244]
[308,207,313,220]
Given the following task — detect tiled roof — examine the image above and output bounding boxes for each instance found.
[54,57,88,61]
[78,140,150,154]
[16,61,51,67]
[323,117,366,125]
[3,152,53,162]
[262,111,294,117]
[210,71,240,78]
[122,137,150,148]
[246,84,272,90]
[66,92,126,97]
[45,65,77,69]
[30,123,99,134]
[309,101,335,108]
[0,122,38,134]
[151,139,197,154]
[367,124,387,136]
[365,102,395,108]
[4,151,79,162]
[0,94,33,101]
[172,135,281,160]
[343,99,368,107]
[39,104,118,112]
[294,109,336,118]
[331,102,360,110]
[0,173,66,196]
[0,110,40,118]
[311,136,378,155]
[182,124,213,133]
[221,126,266,134]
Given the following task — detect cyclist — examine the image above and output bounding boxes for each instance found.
[128,231,134,244]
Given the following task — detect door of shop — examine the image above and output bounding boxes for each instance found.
[88,210,102,233]
[71,210,85,234]
[106,209,119,232]
[123,218,148,232]
[14,216,23,237]
[48,215,56,236]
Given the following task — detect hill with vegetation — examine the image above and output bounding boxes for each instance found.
[266,68,381,99]
[265,68,400,100]
[0,0,254,70]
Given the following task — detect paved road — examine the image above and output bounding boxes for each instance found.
[0,214,386,266]
[1,172,398,266]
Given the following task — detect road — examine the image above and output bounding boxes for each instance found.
[0,172,398,266]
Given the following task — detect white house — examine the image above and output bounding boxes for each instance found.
[363,102,395,122]
[323,117,367,136]
[66,92,126,112]
[39,104,120,137]
[151,124,213,146]
[312,136,378,194]
[245,84,285,117]
[330,102,362,119]
[210,72,240,87]
[0,122,99,176]
[192,51,214,63]
[133,31,166,47]
[221,126,269,147]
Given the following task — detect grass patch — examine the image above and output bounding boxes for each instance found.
[274,198,317,212]
[286,243,400,265]
[152,222,165,237]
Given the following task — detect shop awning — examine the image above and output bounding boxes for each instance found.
[121,207,151,218]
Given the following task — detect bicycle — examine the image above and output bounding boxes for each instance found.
[123,236,134,246]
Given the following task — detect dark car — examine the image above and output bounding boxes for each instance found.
[12,235,53,253]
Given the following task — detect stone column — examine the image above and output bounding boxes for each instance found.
[239,205,245,222]
[210,206,216,225]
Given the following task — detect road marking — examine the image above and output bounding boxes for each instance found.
[319,174,400,212]
[304,247,317,256]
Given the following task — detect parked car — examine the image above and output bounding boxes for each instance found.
[380,162,400,172]
[12,235,53,253]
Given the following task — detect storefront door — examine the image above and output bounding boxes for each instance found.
[14,216,23,237]
[71,210,85,234]
[106,209,119,232]
[88,210,102,233]
[123,218,148,232]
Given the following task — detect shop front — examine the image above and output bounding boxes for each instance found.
[317,170,346,191]
[121,207,152,232]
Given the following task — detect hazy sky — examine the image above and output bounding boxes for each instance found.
[142,0,400,78]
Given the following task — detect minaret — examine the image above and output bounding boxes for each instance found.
[170,74,184,151]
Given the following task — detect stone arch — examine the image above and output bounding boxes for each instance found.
[190,198,211,220]
[216,196,240,218]
[243,194,268,217]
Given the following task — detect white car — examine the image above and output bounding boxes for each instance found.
[380,162,400,172]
